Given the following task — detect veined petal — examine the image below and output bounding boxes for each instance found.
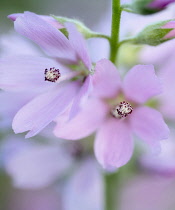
[12,82,80,138]
[54,99,108,140]
[123,65,162,104]
[69,76,92,120]
[95,118,134,169]
[0,56,63,91]
[8,13,64,29]
[130,106,169,147]
[93,59,121,98]
[66,23,91,70]
[14,12,77,62]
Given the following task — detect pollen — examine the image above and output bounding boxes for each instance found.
[45,67,61,82]
[111,101,133,118]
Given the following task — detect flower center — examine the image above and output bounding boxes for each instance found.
[111,101,133,118]
[45,67,61,82]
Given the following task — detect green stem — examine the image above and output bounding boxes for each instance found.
[104,171,121,210]
[89,33,110,41]
[109,0,122,64]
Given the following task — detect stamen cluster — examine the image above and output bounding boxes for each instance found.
[45,67,61,82]
[111,101,133,118]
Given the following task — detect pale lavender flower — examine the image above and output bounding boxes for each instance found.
[0,11,92,138]
[1,137,104,210]
[54,59,169,169]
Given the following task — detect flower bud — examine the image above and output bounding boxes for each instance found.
[133,20,175,46]
[123,0,175,15]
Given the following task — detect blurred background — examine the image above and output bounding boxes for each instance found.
[1,0,175,210]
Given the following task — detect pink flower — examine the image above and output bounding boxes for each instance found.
[148,0,175,10]
[54,59,169,169]
[0,11,92,138]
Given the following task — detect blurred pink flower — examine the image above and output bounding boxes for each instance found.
[1,137,104,210]
[0,11,92,138]
[54,59,169,169]
[148,0,175,9]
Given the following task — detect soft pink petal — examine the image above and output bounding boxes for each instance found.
[54,99,108,140]
[12,82,80,138]
[148,0,175,9]
[8,13,64,29]
[130,106,169,147]
[63,158,104,210]
[5,143,73,189]
[0,56,63,91]
[95,118,134,169]
[123,65,162,104]
[66,23,91,70]
[69,76,92,120]
[93,59,121,98]
[14,12,77,62]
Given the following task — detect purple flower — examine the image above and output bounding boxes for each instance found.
[54,59,169,169]
[0,11,92,138]
[148,0,175,10]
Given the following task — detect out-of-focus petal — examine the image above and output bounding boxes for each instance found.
[123,65,162,104]
[63,158,104,210]
[9,188,61,210]
[0,92,36,128]
[5,143,73,189]
[0,56,62,91]
[69,76,92,119]
[95,118,133,169]
[66,23,91,70]
[93,59,121,98]
[13,12,76,62]
[54,99,108,140]
[130,106,169,147]
[12,82,80,138]
[158,56,175,120]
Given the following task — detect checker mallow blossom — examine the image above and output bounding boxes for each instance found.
[54,59,169,169]
[0,12,92,138]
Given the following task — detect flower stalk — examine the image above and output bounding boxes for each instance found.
[109,0,122,64]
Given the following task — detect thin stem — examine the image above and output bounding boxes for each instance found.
[89,33,110,41]
[109,0,122,64]
[104,172,120,210]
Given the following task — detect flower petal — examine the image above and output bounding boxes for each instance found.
[69,76,92,120]
[0,56,63,91]
[93,59,121,98]
[66,23,91,70]
[130,106,169,147]
[95,118,134,169]
[8,13,64,29]
[14,12,77,62]
[123,65,162,104]
[5,141,73,189]
[12,82,80,138]
[54,99,108,140]
[63,158,104,210]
